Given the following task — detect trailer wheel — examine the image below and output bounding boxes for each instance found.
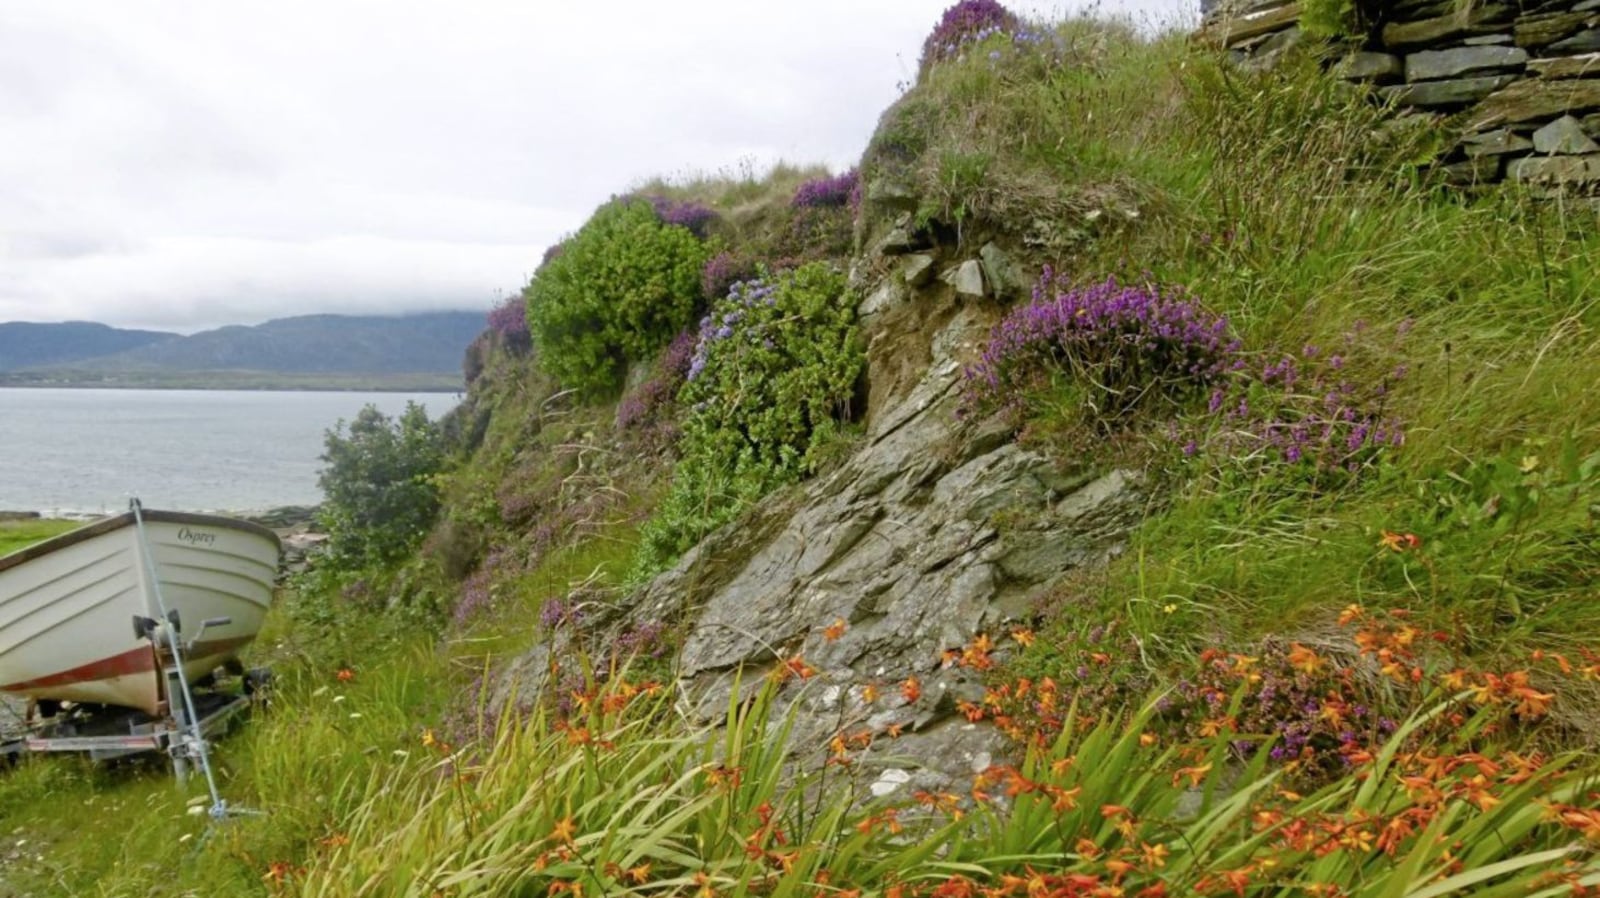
[244,668,274,700]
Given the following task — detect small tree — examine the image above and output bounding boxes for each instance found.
[317,403,444,569]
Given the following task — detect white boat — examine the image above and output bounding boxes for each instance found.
[0,508,281,717]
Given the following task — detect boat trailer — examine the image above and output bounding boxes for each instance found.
[1,685,258,772]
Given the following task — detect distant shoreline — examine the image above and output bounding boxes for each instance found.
[0,373,463,392]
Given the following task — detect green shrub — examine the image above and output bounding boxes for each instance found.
[317,402,446,569]
[523,198,709,395]
[633,263,863,578]
[1302,0,1359,39]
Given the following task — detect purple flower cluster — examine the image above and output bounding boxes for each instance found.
[616,330,694,443]
[701,250,760,301]
[615,620,670,659]
[1166,644,1401,780]
[792,169,860,209]
[687,278,777,382]
[538,596,583,631]
[485,295,531,350]
[643,195,717,238]
[451,548,514,628]
[921,0,1019,70]
[1202,321,1408,475]
[963,271,1238,425]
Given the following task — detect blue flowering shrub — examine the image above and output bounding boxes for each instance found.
[633,263,863,578]
[523,198,709,395]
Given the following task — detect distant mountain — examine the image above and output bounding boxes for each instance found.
[0,311,486,388]
[0,321,177,371]
[73,312,486,375]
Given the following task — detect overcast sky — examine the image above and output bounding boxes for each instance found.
[0,0,1196,333]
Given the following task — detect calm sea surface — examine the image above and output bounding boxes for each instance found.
[0,389,460,516]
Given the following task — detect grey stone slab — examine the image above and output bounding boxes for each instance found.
[1551,29,1600,54]
[1516,12,1594,49]
[1508,153,1600,184]
[1463,128,1535,157]
[1441,155,1504,185]
[1464,33,1514,46]
[1533,115,1600,154]
[940,260,979,299]
[1382,74,1521,108]
[1336,51,1404,83]
[1383,4,1514,50]
[902,253,936,287]
[1406,45,1528,81]
[1465,76,1600,130]
[1528,52,1600,80]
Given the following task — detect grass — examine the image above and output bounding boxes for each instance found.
[0,518,80,556]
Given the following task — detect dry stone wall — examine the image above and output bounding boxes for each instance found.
[1201,0,1600,194]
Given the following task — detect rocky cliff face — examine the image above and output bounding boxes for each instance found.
[1202,0,1600,194]
[493,223,1146,793]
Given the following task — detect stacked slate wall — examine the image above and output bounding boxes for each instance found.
[1200,1,1600,193]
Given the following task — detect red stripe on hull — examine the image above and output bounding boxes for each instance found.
[0,636,254,693]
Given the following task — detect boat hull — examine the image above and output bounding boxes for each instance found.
[0,511,281,716]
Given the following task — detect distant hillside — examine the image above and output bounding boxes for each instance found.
[13,311,484,378]
[0,321,176,371]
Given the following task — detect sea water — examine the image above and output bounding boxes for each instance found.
[0,388,460,516]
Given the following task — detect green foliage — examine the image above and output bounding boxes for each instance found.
[634,263,862,578]
[317,402,446,570]
[0,518,78,556]
[523,198,710,395]
[1302,0,1359,39]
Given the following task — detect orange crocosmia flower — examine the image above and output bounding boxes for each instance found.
[901,676,922,703]
[779,655,817,681]
[1338,604,1365,626]
[860,683,881,703]
[1104,858,1135,879]
[1140,842,1170,869]
[550,816,577,844]
[823,617,847,641]
[627,863,652,885]
[1048,784,1083,812]
[1173,763,1212,788]
[1011,627,1036,647]
[335,667,355,682]
[1378,530,1413,552]
[1287,643,1325,674]
[1075,837,1103,859]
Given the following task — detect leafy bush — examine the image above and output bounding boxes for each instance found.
[919,0,1018,76]
[317,403,446,569]
[523,198,709,395]
[1303,0,1360,39]
[634,264,863,577]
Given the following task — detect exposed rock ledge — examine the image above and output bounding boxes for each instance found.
[496,290,1147,795]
